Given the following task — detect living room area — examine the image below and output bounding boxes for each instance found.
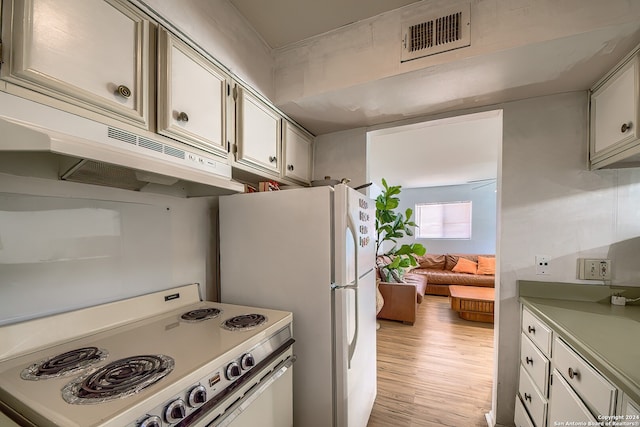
[366,109,501,426]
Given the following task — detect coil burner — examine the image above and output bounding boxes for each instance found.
[21,347,108,381]
[221,314,267,331]
[62,355,174,404]
[180,308,222,322]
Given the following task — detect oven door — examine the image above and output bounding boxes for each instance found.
[178,342,295,427]
[216,355,293,427]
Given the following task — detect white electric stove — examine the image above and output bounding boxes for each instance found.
[0,284,294,427]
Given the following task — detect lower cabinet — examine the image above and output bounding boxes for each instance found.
[516,306,621,427]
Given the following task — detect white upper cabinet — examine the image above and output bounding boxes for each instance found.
[282,121,313,185]
[1,0,150,129]
[590,45,640,169]
[235,86,281,176]
[157,28,227,157]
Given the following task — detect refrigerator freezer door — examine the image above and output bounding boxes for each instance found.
[334,184,376,285]
[334,269,377,427]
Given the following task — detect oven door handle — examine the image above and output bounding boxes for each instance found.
[213,355,296,427]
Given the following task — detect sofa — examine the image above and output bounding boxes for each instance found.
[409,253,496,296]
[375,256,428,325]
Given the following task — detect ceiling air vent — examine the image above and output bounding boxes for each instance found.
[401,3,470,62]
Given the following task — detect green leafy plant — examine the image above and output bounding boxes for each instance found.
[375,178,426,280]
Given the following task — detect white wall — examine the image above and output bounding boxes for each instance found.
[390,183,497,255]
[313,127,368,187]
[496,91,640,425]
[313,91,640,425]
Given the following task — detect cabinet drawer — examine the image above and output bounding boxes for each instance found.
[514,395,535,427]
[553,337,617,416]
[522,307,552,357]
[520,333,550,395]
[518,365,547,427]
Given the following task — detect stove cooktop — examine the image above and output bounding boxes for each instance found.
[0,291,292,427]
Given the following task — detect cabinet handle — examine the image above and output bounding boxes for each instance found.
[116,85,132,99]
[527,325,535,334]
[568,367,580,379]
[177,112,189,123]
[524,393,532,402]
[269,156,277,163]
[525,357,533,365]
[621,122,633,133]
[287,164,294,171]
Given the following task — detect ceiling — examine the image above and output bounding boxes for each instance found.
[229,0,421,48]
[227,0,640,188]
[368,110,502,189]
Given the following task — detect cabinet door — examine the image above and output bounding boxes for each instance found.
[2,0,150,128]
[235,87,281,175]
[157,28,227,156]
[590,53,639,162]
[548,370,598,426]
[622,395,640,417]
[282,121,312,184]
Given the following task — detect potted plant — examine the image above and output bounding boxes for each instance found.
[375,178,426,281]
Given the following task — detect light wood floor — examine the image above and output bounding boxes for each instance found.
[367,295,494,427]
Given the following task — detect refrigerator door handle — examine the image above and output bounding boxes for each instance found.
[345,213,359,368]
[346,286,358,368]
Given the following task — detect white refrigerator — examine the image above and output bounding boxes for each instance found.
[219,184,377,427]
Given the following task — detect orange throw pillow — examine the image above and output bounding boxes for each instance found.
[477,256,496,275]
[452,257,478,274]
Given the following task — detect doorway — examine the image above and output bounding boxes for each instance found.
[366,109,503,426]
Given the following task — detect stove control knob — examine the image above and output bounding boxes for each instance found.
[188,385,207,408]
[139,415,162,427]
[164,398,187,423]
[225,361,241,380]
[241,353,255,370]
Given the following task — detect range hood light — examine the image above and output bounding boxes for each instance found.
[134,171,180,186]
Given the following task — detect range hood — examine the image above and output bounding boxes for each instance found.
[0,91,244,197]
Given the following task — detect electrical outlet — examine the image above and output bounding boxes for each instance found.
[535,255,550,275]
[578,258,612,280]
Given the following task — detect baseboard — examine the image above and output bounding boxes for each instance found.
[485,411,494,427]
[485,411,509,427]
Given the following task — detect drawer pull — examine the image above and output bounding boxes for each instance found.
[525,357,533,365]
[269,156,277,163]
[527,325,536,334]
[116,84,132,99]
[177,112,189,123]
[568,367,580,379]
[524,393,532,402]
[287,164,294,171]
[621,122,633,133]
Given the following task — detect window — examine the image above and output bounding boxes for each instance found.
[415,201,472,239]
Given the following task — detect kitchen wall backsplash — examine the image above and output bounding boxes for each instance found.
[0,193,172,325]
